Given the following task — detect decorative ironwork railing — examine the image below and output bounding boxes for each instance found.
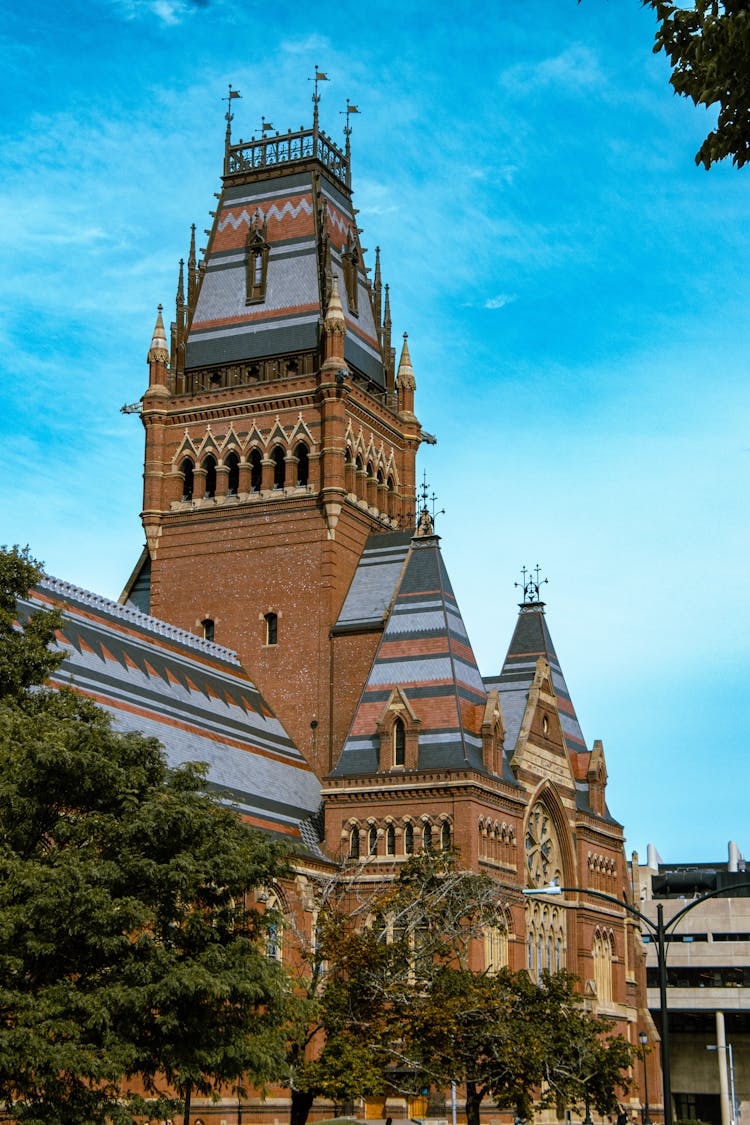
[226,128,348,184]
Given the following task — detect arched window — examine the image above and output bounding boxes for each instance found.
[225,451,240,496]
[404,823,414,855]
[349,826,360,860]
[272,445,285,489]
[440,821,451,851]
[264,612,278,646]
[250,448,262,492]
[295,442,309,486]
[386,824,396,856]
[265,893,283,962]
[203,455,217,499]
[393,718,406,766]
[201,618,214,642]
[181,457,194,501]
[422,823,433,852]
[593,930,613,1004]
[368,826,378,855]
[484,920,509,973]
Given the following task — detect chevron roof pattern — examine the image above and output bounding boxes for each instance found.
[332,533,490,776]
[187,169,384,384]
[22,577,322,849]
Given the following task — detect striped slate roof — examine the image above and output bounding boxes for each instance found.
[332,533,490,776]
[23,577,322,849]
[333,530,412,631]
[484,602,588,772]
[187,167,385,385]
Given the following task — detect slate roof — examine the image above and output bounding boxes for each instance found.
[23,577,322,851]
[333,531,412,632]
[484,602,588,763]
[187,165,385,385]
[332,532,490,776]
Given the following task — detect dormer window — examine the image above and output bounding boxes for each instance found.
[246,217,269,304]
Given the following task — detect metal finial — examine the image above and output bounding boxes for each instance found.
[309,66,329,131]
[417,469,445,529]
[341,100,360,137]
[514,565,548,605]
[223,84,241,150]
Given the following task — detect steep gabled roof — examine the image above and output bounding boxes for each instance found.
[484,601,587,763]
[331,531,490,776]
[185,124,385,386]
[24,577,322,851]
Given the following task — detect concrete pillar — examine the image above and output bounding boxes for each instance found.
[716,1011,732,1125]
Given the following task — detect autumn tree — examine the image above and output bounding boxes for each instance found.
[0,547,293,1125]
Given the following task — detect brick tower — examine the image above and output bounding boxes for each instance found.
[125,92,425,777]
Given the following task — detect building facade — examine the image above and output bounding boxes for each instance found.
[632,844,750,1125]
[32,94,659,1123]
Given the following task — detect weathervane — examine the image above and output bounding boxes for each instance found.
[223,84,241,148]
[341,101,360,137]
[309,66,329,128]
[414,470,445,536]
[515,565,548,605]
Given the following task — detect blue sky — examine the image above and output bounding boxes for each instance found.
[2,0,748,863]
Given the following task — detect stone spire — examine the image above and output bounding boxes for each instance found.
[147,305,169,392]
[187,224,198,323]
[396,332,416,418]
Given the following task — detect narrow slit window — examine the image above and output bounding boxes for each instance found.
[201,618,214,642]
[393,718,406,766]
[295,442,309,486]
[368,826,378,855]
[386,824,396,856]
[272,446,285,489]
[264,612,278,646]
[349,826,360,859]
[203,455,217,499]
[225,452,240,495]
[404,823,414,855]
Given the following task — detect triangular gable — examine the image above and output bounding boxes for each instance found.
[485,601,588,763]
[331,533,490,777]
[509,656,576,792]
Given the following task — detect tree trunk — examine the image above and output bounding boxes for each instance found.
[290,1087,315,1125]
[465,1082,484,1125]
[183,1080,192,1125]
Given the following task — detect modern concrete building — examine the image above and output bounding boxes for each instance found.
[632,844,750,1125]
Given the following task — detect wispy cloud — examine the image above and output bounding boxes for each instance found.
[484,294,516,310]
[106,0,207,25]
[499,44,605,97]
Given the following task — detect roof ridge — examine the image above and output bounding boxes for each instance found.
[434,540,472,762]
[39,575,241,665]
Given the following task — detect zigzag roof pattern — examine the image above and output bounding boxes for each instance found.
[188,161,384,384]
[23,577,322,849]
[332,533,490,776]
[484,602,589,777]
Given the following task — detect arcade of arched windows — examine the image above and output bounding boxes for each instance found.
[344,815,452,861]
[591,926,616,1005]
[175,436,313,506]
[344,444,399,523]
[524,899,566,983]
[478,817,517,870]
[586,852,617,891]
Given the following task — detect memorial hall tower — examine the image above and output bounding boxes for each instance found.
[125,93,425,776]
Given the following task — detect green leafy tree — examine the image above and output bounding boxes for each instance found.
[644,1,750,168]
[543,988,635,1119]
[399,966,550,1125]
[0,547,293,1125]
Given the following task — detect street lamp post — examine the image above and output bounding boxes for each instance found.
[523,880,750,1125]
[639,1032,651,1125]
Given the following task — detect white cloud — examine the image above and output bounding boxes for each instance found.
[484,294,516,310]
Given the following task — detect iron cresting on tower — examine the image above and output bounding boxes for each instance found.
[124,87,424,777]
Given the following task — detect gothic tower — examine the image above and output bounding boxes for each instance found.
[125,96,426,776]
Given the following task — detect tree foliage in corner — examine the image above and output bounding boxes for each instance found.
[644,0,750,168]
[0,546,293,1125]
